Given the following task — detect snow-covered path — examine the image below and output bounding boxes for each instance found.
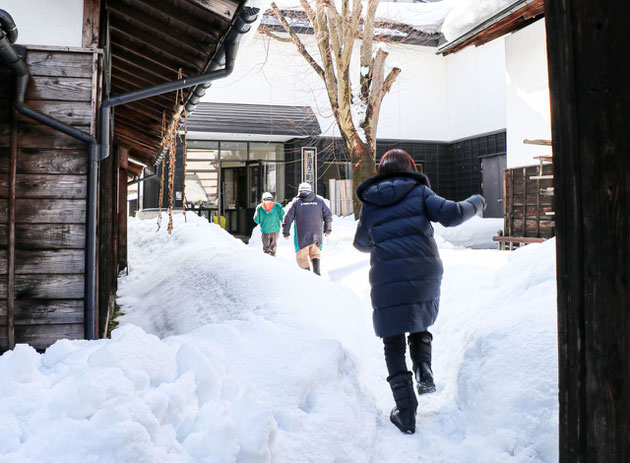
[0,214,558,462]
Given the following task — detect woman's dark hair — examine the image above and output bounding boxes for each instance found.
[377,149,418,174]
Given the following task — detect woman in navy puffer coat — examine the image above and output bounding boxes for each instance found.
[354,149,485,434]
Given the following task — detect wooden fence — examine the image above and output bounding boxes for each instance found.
[503,160,555,239]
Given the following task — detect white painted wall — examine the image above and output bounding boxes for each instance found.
[202,34,451,141]
[445,36,507,140]
[2,0,84,47]
[505,20,552,167]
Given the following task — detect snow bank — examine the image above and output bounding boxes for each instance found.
[423,239,558,462]
[433,215,503,249]
[0,325,276,463]
[1,212,558,462]
[441,0,520,42]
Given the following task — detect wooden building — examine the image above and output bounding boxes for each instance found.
[1,0,257,352]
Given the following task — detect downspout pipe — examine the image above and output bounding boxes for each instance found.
[0,12,99,341]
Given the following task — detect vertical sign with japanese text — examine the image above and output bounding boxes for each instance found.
[301,147,317,194]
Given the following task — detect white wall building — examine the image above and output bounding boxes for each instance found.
[186,2,550,226]
[2,0,84,47]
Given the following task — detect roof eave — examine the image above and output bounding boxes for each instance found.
[437,0,544,56]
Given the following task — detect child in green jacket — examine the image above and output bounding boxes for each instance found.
[253,192,285,256]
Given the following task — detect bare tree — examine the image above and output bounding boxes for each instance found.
[269,0,401,216]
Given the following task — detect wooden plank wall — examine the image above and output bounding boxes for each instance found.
[0,47,99,352]
[503,163,554,238]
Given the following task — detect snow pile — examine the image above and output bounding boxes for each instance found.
[0,326,276,463]
[0,212,558,462]
[374,1,457,35]
[423,239,558,461]
[433,215,503,249]
[441,0,520,42]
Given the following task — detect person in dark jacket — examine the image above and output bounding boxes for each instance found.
[353,149,486,434]
[283,182,333,275]
[253,191,285,256]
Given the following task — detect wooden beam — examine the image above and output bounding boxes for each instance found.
[184,0,239,21]
[545,0,630,461]
[125,160,145,177]
[111,74,175,107]
[131,0,227,39]
[524,138,553,146]
[108,1,213,57]
[82,0,101,48]
[110,43,184,79]
[111,50,182,84]
[109,24,205,71]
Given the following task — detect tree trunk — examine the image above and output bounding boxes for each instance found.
[350,139,376,218]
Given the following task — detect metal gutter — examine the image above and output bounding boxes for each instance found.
[127,172,157,186]
[437,0,534,55]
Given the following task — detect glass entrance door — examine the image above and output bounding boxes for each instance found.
[220,161,263,238]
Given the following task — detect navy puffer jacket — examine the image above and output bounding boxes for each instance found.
[353,171,486,337]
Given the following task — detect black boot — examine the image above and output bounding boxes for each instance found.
[408,332,436,395]
[311,258,321,276]
[387,372,418,434]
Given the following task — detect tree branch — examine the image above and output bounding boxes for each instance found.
[362,48,400,148]
[360,0,379,103]
[259,25,292,43]
[270,2,325,81]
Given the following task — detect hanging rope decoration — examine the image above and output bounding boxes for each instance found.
[167,70,184,234]
[156,111,167,232]
[156,69,191,233]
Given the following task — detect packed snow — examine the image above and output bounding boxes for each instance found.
[0,213,558,462]
[441,0,521,41]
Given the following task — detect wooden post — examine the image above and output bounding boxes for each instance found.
[6,108,17,350]
[522,168,527,236]
[82,0,101,49]
[546,1,630,461]
[536,175,542,238]
[118,148,128,272]
[328,179,336,216]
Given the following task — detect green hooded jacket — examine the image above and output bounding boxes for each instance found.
[253,202,285,234]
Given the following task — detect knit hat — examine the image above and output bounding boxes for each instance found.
[298,182,312,192]
[262,191,273,201]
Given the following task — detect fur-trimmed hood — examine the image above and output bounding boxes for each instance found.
[357,171,431,207]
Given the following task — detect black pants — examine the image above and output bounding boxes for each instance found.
[383,332,431,378]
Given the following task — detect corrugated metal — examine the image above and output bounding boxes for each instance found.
[186,102,322,137]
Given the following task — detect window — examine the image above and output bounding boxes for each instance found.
[220,142,247,160]
[251,143,286,203]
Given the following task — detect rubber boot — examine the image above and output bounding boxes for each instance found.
[408,332,436,395]
[387,372,418,434]
[312,258,321,276]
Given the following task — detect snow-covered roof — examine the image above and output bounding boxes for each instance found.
[260,7,443,47]
[439,0,545,55]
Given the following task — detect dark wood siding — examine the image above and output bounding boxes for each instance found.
[1,47,100,352]
[503,163,554,238]
[546,0,630,460]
